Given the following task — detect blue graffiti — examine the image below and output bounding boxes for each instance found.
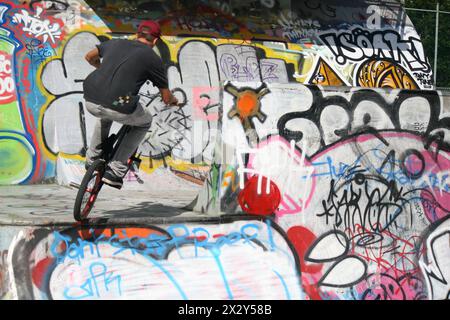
[50,221,273,265]
[273,269,291,300]
[309,150,449,193]
[63,262,122,300]
[45,221,302,300]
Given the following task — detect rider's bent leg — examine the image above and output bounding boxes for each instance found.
[85,117,113,168]
[105,101,152,179]
[108,124,149,178]
[84,100,152,186]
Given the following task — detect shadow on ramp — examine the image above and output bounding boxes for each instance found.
[99,201,187,219]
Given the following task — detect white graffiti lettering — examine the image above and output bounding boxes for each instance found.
[0,53,15,103]
[0,5,7,24]
[366,5,382,30]
[12,9,61,44]
[278,11,320,42]
[0,54,11,75]
[319,27,431,73]
[420,218,450,300]
[237,138,314,216]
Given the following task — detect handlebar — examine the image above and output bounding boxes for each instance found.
[139,87,188,107]
[171,88,187,107]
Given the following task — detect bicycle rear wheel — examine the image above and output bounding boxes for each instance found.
[73,159,105,221]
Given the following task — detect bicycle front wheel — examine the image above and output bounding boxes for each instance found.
[73,160,105,221]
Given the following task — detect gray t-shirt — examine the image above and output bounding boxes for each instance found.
[83,39,168,114]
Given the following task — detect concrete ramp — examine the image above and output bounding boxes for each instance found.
[0,0,449,300]
[3,217,302,300]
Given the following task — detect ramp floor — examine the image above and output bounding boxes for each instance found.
[0,184,203,226]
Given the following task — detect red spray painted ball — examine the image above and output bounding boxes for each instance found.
[238,175,281,216]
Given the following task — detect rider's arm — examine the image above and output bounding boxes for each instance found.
[85,47,101,68]
[145,52,178,106]
[160,88,179,106]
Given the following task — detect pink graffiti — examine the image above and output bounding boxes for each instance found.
[310,132,450,222]
[356,270,427,300]
[192,86,220,121]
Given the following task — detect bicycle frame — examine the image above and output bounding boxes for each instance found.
[100,125,132,163]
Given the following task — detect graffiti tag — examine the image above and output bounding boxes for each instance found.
[319,28,431,73]
[12,7,62,44]
[0,51,16,104]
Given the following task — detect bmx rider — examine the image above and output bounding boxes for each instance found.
[82,20,178,189]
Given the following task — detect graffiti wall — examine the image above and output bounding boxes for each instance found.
[1,215,449,300]
[3,218,303,300]
[0,0,108,185]
[2,80,448,300]
[1,0,448,300]
[190,81,450,300]
[0,0,437,187]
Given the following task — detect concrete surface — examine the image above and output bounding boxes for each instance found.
[0,184,205,226]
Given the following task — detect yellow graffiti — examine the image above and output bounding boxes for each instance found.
[310,57,346,86]
[160,36,304,77]
[358,59,419,89]
[139,155,209,177]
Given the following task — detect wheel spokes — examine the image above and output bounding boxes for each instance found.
[80,172,101,218]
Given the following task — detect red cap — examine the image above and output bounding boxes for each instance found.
[137,20,161,38]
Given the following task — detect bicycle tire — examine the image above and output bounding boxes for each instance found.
[73,159,105,221]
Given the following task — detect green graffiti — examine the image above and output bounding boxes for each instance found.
[0,22,35,184]
[210,163,220,203]
[0,132,34,184]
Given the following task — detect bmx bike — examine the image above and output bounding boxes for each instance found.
[72,89,186,221]
[72,124,142,221]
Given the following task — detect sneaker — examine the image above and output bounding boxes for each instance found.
[102,169,123,189]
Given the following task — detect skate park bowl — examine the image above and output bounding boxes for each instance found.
[0,0,449,300]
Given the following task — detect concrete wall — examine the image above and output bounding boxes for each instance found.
[1,0,449,300]
[1,219,303,300]
[198,82,450,215]
[1,82,448,300]
[192,81,450,299]
[0,0,435,187]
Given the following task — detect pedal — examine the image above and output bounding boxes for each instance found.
[101,177,123,189]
